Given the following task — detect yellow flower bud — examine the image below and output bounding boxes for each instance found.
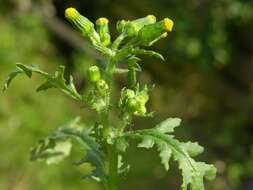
[163,18,174,32]
[137,18,174,46]
[65,7,78,19]
[96,17,111,46]
[96,17,109,25]
[65,7,96,38]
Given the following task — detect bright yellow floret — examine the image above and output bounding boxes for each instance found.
[163,18,174,32]
[65,7,78,19]
[147,15,156,23]
[96,17,109,25]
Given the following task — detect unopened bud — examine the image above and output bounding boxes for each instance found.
[135,106,147,115]
[124,89,135,99]
[65,7,96,37]
[96,79,109,96]
[137,18,174,46]
[116,20,127,33]
[88,66,101,83]
[96,17,111,46]
[65,7,78,19]
[136,93,149,104]
[127,98,139,112]
[118,15,157,37]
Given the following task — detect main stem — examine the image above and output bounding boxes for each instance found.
[103,56,118,190]
[106,144,118,190]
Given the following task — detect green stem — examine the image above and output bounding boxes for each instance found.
[106,144,118,190]
[102,56,119,190]
[105,58,116,87]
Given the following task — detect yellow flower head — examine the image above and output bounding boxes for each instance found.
[163,18,174,32]
[65,7,78,19]
[96,17,109,25]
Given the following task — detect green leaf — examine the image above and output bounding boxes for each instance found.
[77,148,105,182]
[30,137,72,165]
[46,140,72,165]
[116,137,129,152]
[2,69,22,92]
[30,117,81,164]
[155,117,181,133]
[127,68,137,88]
[125,56,141,88]
[137,136,154,148]
[113,68,129,74]
[132,48,165,61]
[182,142,204,157]
[36,81,53,92]
[57,121,105,182]
[115,46,164,63]
[16,63,34,77]
[31,117,105,182]
[124,117,216,190]
[157,142,172,170]
[117,155,130,177]
[3,63,82,101]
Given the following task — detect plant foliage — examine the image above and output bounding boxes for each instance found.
[3,7,216,190]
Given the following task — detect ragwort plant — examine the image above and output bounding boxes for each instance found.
[3,7,216,190]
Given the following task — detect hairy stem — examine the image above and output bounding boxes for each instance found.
[106,144,118,190]
[102,56,119,190]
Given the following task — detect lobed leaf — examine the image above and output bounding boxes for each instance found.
[30,134,72,165]
[3,63,82,101]
[124,117,216,190]
[31,118,105,182]
[155,117,181,133]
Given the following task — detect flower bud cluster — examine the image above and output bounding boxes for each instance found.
[87,66,109,96]
[119,88,149,116]
[117,16,173,46]
[65,7,112,50]
[65,7,174,53]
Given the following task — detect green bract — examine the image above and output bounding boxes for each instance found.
[3,7,216,190]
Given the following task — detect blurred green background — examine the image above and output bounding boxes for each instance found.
[1,0,253,189]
